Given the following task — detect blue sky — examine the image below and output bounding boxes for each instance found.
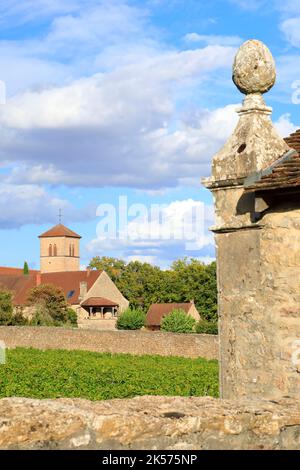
[0,0,299,269]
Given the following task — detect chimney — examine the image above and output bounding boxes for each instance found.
[79,281,88,300]
[36,273,41,286]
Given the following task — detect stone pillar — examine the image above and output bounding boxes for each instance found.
[203,40,300,399]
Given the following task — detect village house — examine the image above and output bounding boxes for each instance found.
[145,302,200,331]
[0,223,129,323]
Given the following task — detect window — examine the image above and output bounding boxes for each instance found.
[67,290,75,299]
[53,244,57,256]
[49,244,52,257]
[69,245,72,257]
[72,244,75,257]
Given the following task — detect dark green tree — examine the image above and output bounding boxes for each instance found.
[0,290,13,324]
[23,261,29,275]
[0,290,27,325]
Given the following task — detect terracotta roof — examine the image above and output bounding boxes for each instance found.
[0,274,37,305]
[244,149,300,193]
[39,224,81,239]
[0,267,38,276]
[41,270,102,304]
[145,302,195,327]
[284,129,300,153]
[244,129,300,193]
[81,297,119,307]
[0,270,103,306]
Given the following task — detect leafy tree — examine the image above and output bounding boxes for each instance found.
[0,290,27,325]
[195,320,218,335]
[27,284,75,327]
[170,258,217,322]
[116,308,145,330]
[161,309,196,334]
[89,256,218,323]
[66,308,78,327]
[88,256,126,282]
[0,290,14,324]
[23,261,29,275]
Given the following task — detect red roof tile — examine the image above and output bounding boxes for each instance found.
[41,271,102,304]
[145,302,195,327]
[244,149,300,192]
[244,129,300,193]
[0,274,37,305]
[0,267,38,275]
[81,297,118,307]
[39,224,81,239]
[0,270,102,306]
[284,129,300,153]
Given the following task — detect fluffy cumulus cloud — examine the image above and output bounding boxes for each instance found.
[0,4,239,192]
[86,198,215,266]
[0,183,96,229]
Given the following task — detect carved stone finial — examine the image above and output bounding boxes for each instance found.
[232,39,276,95]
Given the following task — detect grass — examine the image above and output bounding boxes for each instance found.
[0,348,219,400]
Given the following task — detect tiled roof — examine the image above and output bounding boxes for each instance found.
[39,224,81,239]
[41,271,102,304]
[0,274,37,305]
[145,302,195,327]
[0,267,38,276]
[81,297,118,307]
[0,270,102,306]
[244,149,300,192]
[284,129,300,153]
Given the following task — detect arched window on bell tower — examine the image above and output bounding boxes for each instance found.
[69,244,72,257]
[49,244,52,257]
[72,244,75,257]
[53,244,57,256]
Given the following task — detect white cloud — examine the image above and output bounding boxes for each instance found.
[0,183,96,229]
[0,48,238,190]
[87,199,215,266]
[274,113,299,137]
[280,17,300,48]
[184,33,242,47]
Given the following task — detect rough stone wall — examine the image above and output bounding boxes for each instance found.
[1,396,300,450]
[0,327,218,360]
[217,200,300,399]
[40,236,80,273]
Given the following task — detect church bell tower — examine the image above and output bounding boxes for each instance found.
[39,223,81,273]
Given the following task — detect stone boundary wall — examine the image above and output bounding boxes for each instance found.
[0,327,218,360]
[1,396,299,449]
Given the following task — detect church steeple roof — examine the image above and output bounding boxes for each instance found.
[38,224,81,239]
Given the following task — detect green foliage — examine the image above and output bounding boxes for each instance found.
[88,256,126,282]
[27,284,77,327]
[0,291,28,325]
[30,305,56,326]
[66,308,78,327]
[161,309,196,334]
[0,290,13,324]
[23,261,29,275]
[196,320,218,335]
[9,310,28,326]
[0,348,219,399]
[116,308,145,330]
[89,256,218,323]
